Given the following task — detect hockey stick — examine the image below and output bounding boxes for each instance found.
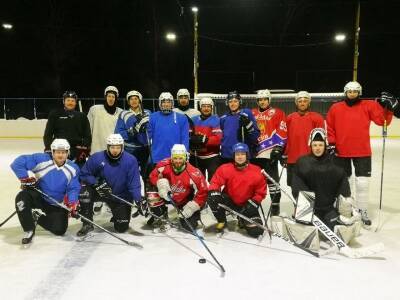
[218,203,319,257]
[265,165,285,224]
[0,210,17,228]
[166,193,226,276]
[375,118,387,232]
[34,188,143,249]
[262,170,385,259]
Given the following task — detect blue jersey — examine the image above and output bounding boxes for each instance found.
[80,151,141,203]
[220,108,260,159]
[115,110,151,152]
[10,153,80,205]
[148,111,189,163]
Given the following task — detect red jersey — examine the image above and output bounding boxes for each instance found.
[209,163,267,206]
[327,99,393,157]
[285,111,325,164]
[191,114,222,158]
[251,107,287,158]
[149,158,208,207]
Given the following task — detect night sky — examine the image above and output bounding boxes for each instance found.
[1,0,399,98]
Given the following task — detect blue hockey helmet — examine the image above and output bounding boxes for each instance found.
[232,143,249,156]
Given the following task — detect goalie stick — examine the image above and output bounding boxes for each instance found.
[218,203,319,257]
[262,170,385,259]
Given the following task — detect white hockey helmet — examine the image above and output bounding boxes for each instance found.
[199,97,214,107]
[344,81,362,96]
[159,92,174,113]
[256,89,271,100]
[295,91,311,102]
[50,139,70,155]
[308,128,327,146]
[177,88,190,99]
[126,90,143,102]
[104,86,119,97]
[171,144,189,161]
[106,133,124,146]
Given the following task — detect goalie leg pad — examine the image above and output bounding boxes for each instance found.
[283,218,320,252]
[334,222,361,244]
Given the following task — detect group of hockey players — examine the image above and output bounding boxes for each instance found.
[8,82,399,253]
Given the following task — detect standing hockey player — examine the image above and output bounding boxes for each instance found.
[148,92,189,164]
[220,91,259,164]
[251,89,287,216]
[148,144,208,231]
[10,139,80,245]
[43,91,91,167]
[189,97,222,181]
[326,81,393,226]
[115,90,151,177]
[173,88,200,118]
[285,91,324,186]
[208,143,267,238]
[88,86,123,154]
[77,133,142,236]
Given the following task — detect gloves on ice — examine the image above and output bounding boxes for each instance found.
[157,178,171,200]
[181,201,201,218]
[270,146,283,162]
[20,177,37,190]
[93,181,112,198]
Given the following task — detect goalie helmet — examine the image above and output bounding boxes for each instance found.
[104,86,119,97]
[177,88,190,99]
[308,128,327,146]
[106,133,124,160]
[126,90,143,102]
[256,89,271,100]
[295,91,311,102]
[225,91,242,106]
[199,97,214,107]
[50,139,70,155]
[344,81,362,96]
[159,92,174,113]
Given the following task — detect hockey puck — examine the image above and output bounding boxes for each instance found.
[198,258,206,264]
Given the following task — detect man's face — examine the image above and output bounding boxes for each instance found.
[106,93,116,106]
[228,98,240,112]
[161,99,173,110]
[53,150,68,166]
[296,98,310,112]
[257,98,270,110]
[178,95,189,106]
[109,145,122,157]
[311,141,325,157]
[172,155,186,170]
[200,104,212,117]
[128,96,140,110]
[64,98,77,110]
[234,151,247,165]
[346,90,359,100]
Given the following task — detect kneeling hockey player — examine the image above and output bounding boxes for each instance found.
[11,139,80,245]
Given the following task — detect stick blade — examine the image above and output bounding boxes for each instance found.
[341,242,384,259]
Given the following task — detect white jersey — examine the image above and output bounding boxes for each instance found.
[173,108,200,119]
[87,105,123,154]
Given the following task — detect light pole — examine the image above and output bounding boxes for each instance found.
[192,7,199,96]
[353,1,361,81]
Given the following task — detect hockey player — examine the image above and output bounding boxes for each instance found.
[10,139,80,245]
[148,144,208,231]
[173,88,200,118]
[115,90,151,177]
[220,91,260,164]
[208,143,267,238]
[251,89,287,216]
[43,91,91,167]
[77,133,142,236]
[189,97,222,181]
[285,91,324,186]
[326,81,393,226]
[87,86,123,154]
[148,92,189,164]
[378,92,400,118]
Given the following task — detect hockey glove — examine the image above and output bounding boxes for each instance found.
[134,114,150,133]
[136,197,149,217]
[239,114,254,133]
[181,201,201,218]
[207,190,223,206]
[190,134,208,151]
[378,92,399,112]
[157,178,171,200]
[93,181,112,199]
[67,201,80,219]
[280,154,288,167]
[270,146,283,163]
[242,199,259,216]
[327,144,336,156]
[20,177,37,190]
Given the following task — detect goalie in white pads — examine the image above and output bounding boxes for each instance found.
[272,128,361,248]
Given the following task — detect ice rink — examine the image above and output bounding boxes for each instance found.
[0,138,399,300]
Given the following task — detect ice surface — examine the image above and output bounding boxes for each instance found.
[0,139,399,300]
